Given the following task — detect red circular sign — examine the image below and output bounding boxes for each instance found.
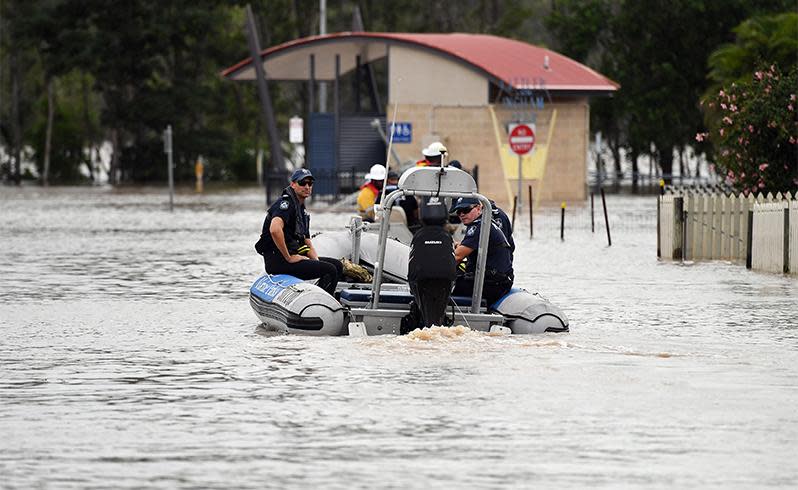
[509,124,536,155]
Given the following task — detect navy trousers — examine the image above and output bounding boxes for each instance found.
[263,253,342,296]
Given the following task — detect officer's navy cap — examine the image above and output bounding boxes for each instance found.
[290,168,314,182]
[450,196,480,211]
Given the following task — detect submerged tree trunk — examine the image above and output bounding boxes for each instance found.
[630,149,639,194]
[42,77,55,186]
[10,48,22,185]
[81,75,94,182]
[94,146,102,183]
[679,146,690,185]
[612,145,622,193]
[660,146,674,185]
[110,128,120,185]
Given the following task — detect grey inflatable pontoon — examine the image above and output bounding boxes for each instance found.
[249,166,569,336]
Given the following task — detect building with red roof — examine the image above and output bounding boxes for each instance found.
[223,32,618,206]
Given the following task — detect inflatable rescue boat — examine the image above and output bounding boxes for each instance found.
[249,166,569,336]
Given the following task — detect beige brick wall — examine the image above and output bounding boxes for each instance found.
[388,45,487,106]
[390,99,589,210]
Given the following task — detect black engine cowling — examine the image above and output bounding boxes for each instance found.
[405,199,456,331]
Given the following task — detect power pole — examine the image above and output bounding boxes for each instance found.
[245,4,285,205]
[318,0,327,112]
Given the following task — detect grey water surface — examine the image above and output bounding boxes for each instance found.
[1,186,796,489]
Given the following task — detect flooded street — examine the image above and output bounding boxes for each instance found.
[1,186,797,488]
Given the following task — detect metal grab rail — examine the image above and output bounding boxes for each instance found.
[369,188,493,314]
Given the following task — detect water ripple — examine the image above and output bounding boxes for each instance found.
[1,187,797,488]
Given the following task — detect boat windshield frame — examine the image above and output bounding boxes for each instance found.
[369,167,493,313]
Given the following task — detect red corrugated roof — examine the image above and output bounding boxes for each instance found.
[222,32,619,93]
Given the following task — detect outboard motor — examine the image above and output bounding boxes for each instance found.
[404,196,457,332]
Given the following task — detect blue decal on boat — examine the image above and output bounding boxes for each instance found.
[250,274,303,302]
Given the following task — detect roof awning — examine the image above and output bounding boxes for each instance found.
[222,32,619,94]
[224,36,388,81]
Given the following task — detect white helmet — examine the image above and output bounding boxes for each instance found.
[422,141,447,157]
[365,163,386,181]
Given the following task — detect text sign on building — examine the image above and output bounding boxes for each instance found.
[289,116,303,144]
[509,124,535,155]
[390,122,412,143]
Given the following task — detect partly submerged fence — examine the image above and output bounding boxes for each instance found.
[658,190,797,275]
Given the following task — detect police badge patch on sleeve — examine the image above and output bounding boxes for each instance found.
[279,200,289,210]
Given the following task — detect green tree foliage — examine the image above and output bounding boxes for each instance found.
[545,0,610,64]
[29,73,100,182]
[699,12,798,194]
[0,0,46,181]
[3,0,795,187]
[604,0,760,182]
[545,0,794,186]
[707,12,798,94]
[698,64,797,194]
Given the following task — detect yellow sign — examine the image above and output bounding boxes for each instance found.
[195,159,204,193]
[499,143,548,180]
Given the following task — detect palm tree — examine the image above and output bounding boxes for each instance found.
[706,12,798,95]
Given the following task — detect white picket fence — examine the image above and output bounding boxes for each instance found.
[658,190,796,275]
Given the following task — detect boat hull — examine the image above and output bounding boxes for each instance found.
[492,288,570,333]
[249,274,346,336]
[249,275,569,336]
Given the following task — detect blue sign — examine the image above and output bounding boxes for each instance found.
[250,274,303,302]
[390,122,412,143]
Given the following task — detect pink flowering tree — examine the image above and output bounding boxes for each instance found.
[699,64,797,194]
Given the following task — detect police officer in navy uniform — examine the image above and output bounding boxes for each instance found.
[488,199,515,255]
[451,197,514,306]
[254,168,342,295]
[451,197,515,253]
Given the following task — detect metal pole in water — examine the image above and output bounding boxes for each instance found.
[746,209,753,269]
[560,201,565,240]
[528,185,533,239]
[784,207,790,274]
[601,188,612,246]
[657,179,665,257]
[517,154,523,209]
[164,125,174,212]
[511,195,517,229]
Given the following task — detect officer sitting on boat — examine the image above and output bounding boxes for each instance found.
[488,199,515,255]
[450,197,514,306]
[254,168,342,296]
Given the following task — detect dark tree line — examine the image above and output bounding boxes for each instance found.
[0,0,794,187]
[546,0,795,189]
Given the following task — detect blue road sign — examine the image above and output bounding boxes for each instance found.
[390,122,412,143]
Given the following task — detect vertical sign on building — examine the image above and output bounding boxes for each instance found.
[508,123,536,207]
